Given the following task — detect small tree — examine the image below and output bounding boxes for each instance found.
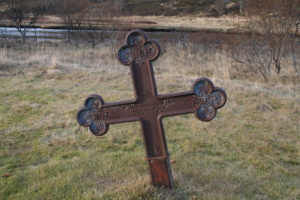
[3,0,45,45]
[231,0,300,81]
[59,0,90,46]
[289,2,300,76]
[83,4,113,49]
[229,34,273,82]
[214,0,225,15]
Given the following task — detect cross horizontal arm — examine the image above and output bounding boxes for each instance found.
[102,91,198,125]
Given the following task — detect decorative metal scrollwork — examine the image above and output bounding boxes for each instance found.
[117,30,160,66]
[193,78,227,121]
[77,94,109,136]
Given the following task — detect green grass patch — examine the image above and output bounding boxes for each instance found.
[0,44,299,199]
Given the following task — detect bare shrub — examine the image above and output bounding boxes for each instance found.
[83,9,106,49]
[59,0,90,47]
[230,0,300,82]
[214,0,225,15]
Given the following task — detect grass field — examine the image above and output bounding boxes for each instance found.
[0,40,299,199]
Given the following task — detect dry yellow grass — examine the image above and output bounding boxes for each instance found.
[122,15,246,30]
[0,14,247,33]
[40,14,244,29]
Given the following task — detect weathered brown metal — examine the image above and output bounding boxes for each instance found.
[76,29,227,188]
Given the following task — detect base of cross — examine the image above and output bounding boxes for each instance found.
[147,156,173,188]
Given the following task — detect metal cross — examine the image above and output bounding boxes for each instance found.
[76,29,227,188]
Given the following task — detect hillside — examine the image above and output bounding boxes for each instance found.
[119,0,240,16]
[42,0,241,17]
[0,0,243,33]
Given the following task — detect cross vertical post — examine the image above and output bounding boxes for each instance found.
[76,29,227,188]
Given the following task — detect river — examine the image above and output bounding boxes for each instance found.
[0,27,70,41]
[0,27,202,43]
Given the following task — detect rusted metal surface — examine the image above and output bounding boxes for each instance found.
[76,29,227,188]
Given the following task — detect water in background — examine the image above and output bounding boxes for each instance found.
[0,27,68,41]
[0,27,192,43]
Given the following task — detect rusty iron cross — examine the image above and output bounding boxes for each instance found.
[76,29,227,188]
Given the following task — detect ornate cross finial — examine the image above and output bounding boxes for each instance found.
[193,78,226,121]
[117,31,160,66]
[77,94,109,136]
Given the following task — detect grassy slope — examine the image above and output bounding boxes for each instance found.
[0,42,299,199]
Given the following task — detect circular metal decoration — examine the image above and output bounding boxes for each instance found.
[76,94,109,136]
[192,78,227,121]
[117,30,161,66]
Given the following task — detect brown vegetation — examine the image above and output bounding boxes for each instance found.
[229,0,300,81]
